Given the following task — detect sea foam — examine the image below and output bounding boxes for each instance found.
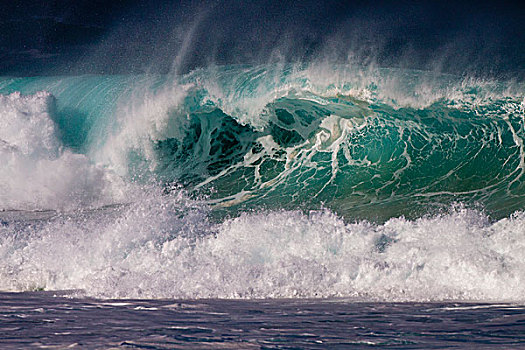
[0,91,123,210]
[0,67,524,302]
[0,190,523,302]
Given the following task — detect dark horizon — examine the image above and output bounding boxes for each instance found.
[1,0,524,79]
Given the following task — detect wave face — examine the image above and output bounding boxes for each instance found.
[0,65,524,300]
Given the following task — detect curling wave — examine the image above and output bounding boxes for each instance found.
[0,65,523,219]
[0,64,524,301]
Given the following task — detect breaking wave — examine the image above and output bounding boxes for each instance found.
[0,64,524,301]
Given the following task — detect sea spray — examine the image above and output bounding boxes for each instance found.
[1,197,524,301]
[0,91,123,210]
[0,64,524,301]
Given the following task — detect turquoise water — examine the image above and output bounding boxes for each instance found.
[0,66,523,220]
[2,1,524,347]
[0,65,524,302]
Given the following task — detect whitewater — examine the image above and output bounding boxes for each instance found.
[0,64,524,303]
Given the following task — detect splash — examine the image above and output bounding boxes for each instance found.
[0,91,124,210]
[1,197,524,301]
[0,64,524,301]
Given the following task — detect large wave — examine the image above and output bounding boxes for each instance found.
[0,64,524,300]
[1,65,523,219]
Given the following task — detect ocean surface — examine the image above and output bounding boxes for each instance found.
[1,63,524,347]
[1,292,525,349]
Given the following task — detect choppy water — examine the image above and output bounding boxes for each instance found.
[1,292,524,349]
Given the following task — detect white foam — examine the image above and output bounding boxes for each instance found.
[0,91,124,210]
[1,193,523,302]
[95,79,191,176]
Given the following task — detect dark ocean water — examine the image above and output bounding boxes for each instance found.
[2,292,525,349]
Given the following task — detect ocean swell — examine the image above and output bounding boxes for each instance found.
[0,64,524,301]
